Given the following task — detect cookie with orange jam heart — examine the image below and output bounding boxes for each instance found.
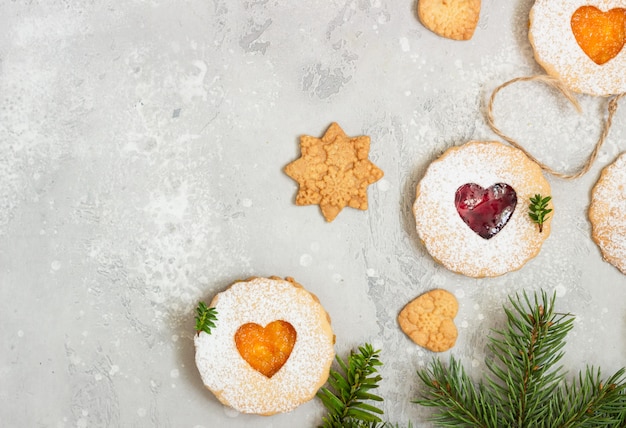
[413,141,552,278]
[529,0,626,96]
[194,276,335,415]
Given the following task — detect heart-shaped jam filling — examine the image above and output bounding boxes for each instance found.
[234,320,297,378]
[455,183,517,239]
[571,6,626,65]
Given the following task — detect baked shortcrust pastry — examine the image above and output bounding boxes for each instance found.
[589,153,626,275]
[194,276,335,415]
[529,0,626,96]
[413,141,552,278]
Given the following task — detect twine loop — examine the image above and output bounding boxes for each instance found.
[487,75,624,179]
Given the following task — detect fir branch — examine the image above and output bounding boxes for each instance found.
[485,290,574,427]
[415,290,626,427]
[415,356,498,427]
[528,194,552,233]
[195,301,217,336]
[554,367,626,428]
[318,344,385,428]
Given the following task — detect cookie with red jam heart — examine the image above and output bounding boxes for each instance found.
[413,141,552,278]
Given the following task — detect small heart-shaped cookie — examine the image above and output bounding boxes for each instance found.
[418,0,481,41]
[455,183,518,239]
[235,320,297,378]
[398,289,458,352]
[571,6,626,65]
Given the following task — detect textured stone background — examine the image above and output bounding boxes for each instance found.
[1,1,625,427]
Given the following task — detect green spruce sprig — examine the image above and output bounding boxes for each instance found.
[416,356,498,427]
[529,194,552,233]
[415,290,626,427]
[195,301,218,336]
[318,343,386,428]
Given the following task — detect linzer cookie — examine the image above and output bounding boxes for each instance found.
[589,153,626,275]
[194,276,335,415]
[413,141,552,278]
[529,0,626,96]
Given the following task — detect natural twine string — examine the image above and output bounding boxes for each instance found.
[486,74,625,180]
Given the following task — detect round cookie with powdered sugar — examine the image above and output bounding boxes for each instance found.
[413,141,553,278]
[194,276,335,415]
[529,0,626,96]
[589,153,626,275]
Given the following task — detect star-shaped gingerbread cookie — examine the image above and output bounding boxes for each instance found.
[284,123,384,222]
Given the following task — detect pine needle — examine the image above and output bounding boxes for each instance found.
[554,367,626,427]
[529,194,552,233]
[318,344,386,428]
[415,356,498,427]
[415,289,626,427]
[195,301,217,336]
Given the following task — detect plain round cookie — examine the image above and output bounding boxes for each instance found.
[413,141,552,278]
[194,276,335,415]
[589,153,626,274]
[529,0,626,96]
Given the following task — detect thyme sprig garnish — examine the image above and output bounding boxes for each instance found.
[195,301,217,336]
[415,290,626,427]
[529,194,552,233]
[318,343,385,427]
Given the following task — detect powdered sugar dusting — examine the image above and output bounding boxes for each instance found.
[529,0,626,96]
[413,142,552,277]
[194,277,335,415]
[589,153,626,274]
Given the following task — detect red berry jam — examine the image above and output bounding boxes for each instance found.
[455,183,517,239]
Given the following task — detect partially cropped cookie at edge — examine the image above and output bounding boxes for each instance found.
[418,0,481,41]
[413,141,553,278]
[529,0,626,96]
[194,276,335,415]
[589,153,626,275]
[284,123,384,222]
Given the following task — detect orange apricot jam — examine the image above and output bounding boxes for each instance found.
[235,320,297,378]
[571,6,626,65]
